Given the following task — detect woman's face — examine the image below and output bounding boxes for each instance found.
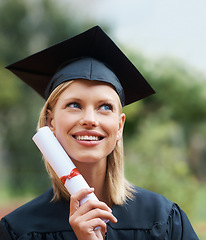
[47,79,125,165]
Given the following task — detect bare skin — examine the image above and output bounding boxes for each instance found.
[47,80,125,239]
[69,188,117,240]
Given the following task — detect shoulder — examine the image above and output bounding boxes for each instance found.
[107,187,199,239]
[132,186,173,219]
[1,188,71,237]
[112,186,173,229]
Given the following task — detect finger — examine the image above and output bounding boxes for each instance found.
[70,188,94,216]
[72,218,107,239]
[81,218,107,234]
[74,199,112,216]
[79,207,118,224]
[71,188,95,202]
[90,218,107,234]
[69,199,112,224]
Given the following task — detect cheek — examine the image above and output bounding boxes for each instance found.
[53,111,74,129]
[106,118,120,137]
[105,120,120,153]
[53,113,80,141]
[51,115,67,138]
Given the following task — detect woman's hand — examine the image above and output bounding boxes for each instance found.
[69,188,117,240]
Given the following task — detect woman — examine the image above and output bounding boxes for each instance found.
[0,26,198,239]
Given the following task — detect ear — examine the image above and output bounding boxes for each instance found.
[46,109,55,132]
[117,113,126,140]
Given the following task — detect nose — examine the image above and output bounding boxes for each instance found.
[79,107,98,128]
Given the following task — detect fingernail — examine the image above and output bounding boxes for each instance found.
[108,207,112,212]
[114,216,118,222]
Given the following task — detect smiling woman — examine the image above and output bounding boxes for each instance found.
[47,80,124,159]
[0,26,198,239]
[39,79,127,206]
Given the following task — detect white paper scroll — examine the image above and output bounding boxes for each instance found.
[32,126,98,205]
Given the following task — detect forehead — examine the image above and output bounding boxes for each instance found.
[61,79,119,99]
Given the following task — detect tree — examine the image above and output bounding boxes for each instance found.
[0,0,93,195]
[122,55,206,213]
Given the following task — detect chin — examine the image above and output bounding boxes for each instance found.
[71,154,106,165]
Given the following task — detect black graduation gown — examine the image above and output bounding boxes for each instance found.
[0,187,198,240]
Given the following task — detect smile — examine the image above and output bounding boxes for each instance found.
[73,135,103,141]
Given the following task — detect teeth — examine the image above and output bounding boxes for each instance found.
[75,135,100,141]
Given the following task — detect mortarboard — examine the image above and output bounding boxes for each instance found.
[6,26,155,106]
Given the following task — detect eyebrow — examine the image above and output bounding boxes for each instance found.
[62,97,81,102]
[62,96,116,103]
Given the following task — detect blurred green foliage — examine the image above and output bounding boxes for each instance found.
[0,0,95,195]
[0,0,206,223]
[122,53,206,215]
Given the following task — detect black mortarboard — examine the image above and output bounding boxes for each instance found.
[6,26,155,106]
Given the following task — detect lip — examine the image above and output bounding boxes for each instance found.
[72,130,105,146]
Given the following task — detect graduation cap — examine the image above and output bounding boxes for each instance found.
[6,26,155,106]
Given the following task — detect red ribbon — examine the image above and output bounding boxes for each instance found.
[60,168,81,185]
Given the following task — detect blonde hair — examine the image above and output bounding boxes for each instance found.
[37,81,134,205]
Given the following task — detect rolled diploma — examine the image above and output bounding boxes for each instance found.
[32,126,98,205]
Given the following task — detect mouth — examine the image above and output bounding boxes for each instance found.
[73,135,104,141]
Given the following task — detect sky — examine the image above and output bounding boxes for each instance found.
[64,0,206,77]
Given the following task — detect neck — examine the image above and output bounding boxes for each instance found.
[73,159,111,206]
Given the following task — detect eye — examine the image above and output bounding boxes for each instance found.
[66,102,81,109]
[99,103,113,111]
